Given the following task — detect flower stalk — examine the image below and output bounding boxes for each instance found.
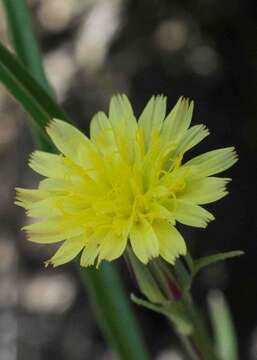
[128,248,220,359]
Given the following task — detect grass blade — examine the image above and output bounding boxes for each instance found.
[0,42,68,126]
[193,251,244,277]
[2,0,56,148]
[80,263,148,360]
[2,0,52,93]
[208,290,239,360]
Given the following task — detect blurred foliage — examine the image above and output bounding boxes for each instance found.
[208,290,239,360]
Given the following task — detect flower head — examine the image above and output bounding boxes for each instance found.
[16,95,237,267]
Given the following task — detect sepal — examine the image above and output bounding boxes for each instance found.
[131,294,193,335]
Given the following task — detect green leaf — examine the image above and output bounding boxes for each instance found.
[208,290,238,360]
[131,294,193,335]
[81,264,148,360]
[1,3,149,358]
[1,0,55,149]
[131,293,169,316]
[2,0,53,94]
[193,250,244,277]
[0,42,70,151]
[0,42,69,126]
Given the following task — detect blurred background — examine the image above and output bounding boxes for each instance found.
[0,0,256,359]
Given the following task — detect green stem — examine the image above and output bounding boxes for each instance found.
[129,252,219,359]
[176,332,199,360]
[187,303,220,360]
[79,262,149,360]
[171,275,219,359]
[166,293,219,359]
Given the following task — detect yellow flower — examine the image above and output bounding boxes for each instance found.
[16,95,238,267]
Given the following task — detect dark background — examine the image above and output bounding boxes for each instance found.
[0,0,256,359]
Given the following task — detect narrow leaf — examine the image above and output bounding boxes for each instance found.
[81,264,149,360]
[131,293,168,316]
[131,294,193,335]
[193,250,244,276]
[2,0,54,149]
[0,42,69,128]
[208,290,238,360]
[2,0,52,93]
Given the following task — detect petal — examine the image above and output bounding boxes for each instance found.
[159,166,190,190]
[80,240,99,267]
[23,218,83,243]
[109,94,138,161]
[39,178,71,193]
[153,220,186,264]
[46,119,89,162]
[150,203,175,224]
[130,218,159,264]
[15,188,48,208]
[173,200,214,228]
[185,147,238,179]
[29,151,68,178]
[97,232,127,266]
[138,95,167,148]
[26,197,62,217]
[80,227,127,267]
[178,177,231,204]
[161,97,194,143]
[80,229,107,267]
[175,124,209,155]
[90,111,117,154]
[78,143,108,180]
[109,94,137,131]
[46,235,85,267]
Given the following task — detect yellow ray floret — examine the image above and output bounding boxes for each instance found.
[16,95,238,267]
